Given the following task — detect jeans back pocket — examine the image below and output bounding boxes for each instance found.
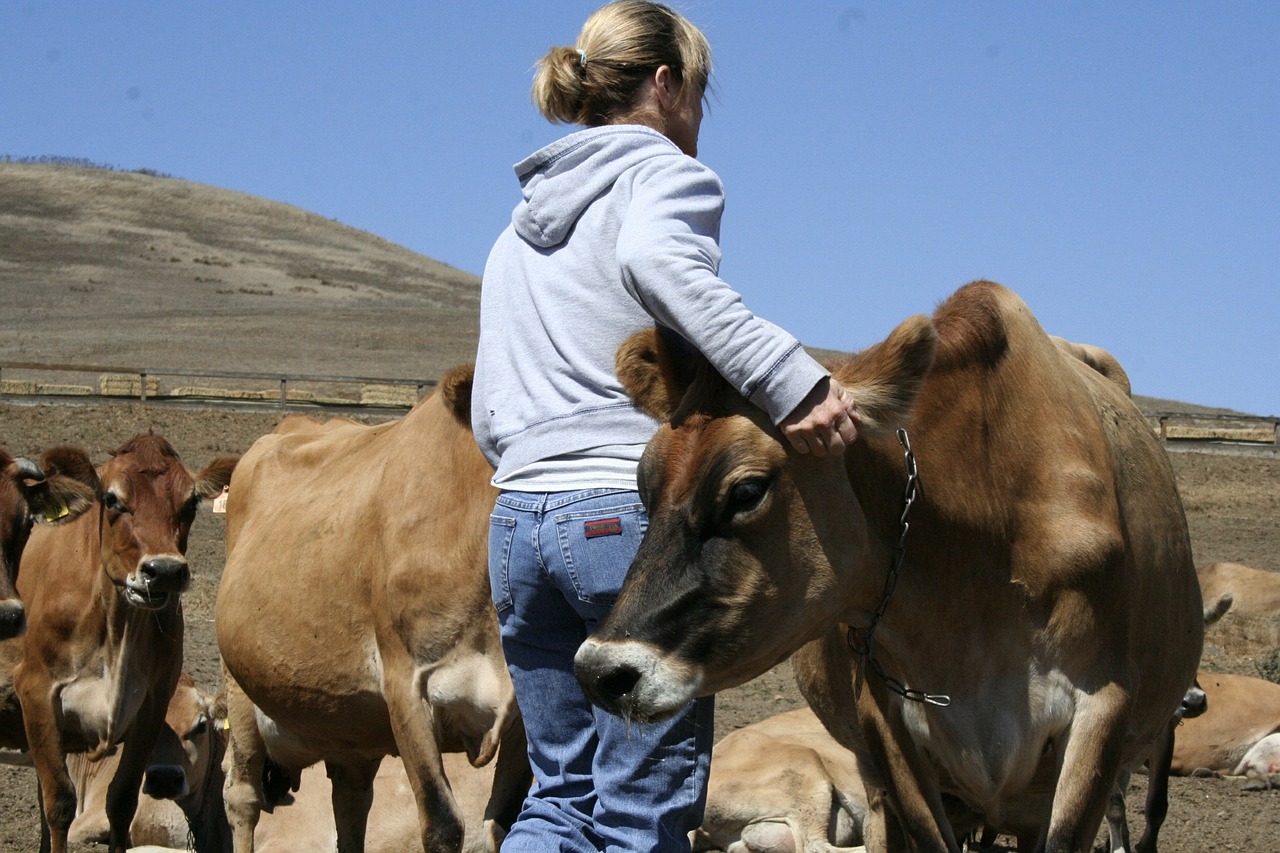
[554,503,647,607]
[487,514,517,612]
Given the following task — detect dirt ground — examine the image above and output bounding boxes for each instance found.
[0,399,1276,852]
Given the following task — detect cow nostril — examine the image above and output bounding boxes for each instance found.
[595,664,643,704]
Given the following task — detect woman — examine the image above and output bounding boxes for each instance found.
[471,3,860,850]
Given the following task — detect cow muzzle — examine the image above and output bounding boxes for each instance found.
[142,763,190,800]
[0,599,25,640]
[124,556,190,609]
[573,638,703,724]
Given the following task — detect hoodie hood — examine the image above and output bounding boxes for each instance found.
[511,125,682,248]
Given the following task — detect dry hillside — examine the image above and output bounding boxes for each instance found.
[0,163,481,383]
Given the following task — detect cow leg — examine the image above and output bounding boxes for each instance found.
[1103,768,1133,853]
[793,630,958,853]
[103,697,169,853]
[222,670,267,853]
[15,667,77,853]
[1134,722,1177,853]
[482,716,530,845]
[382,654,465,853]
[1045,682,1130,853]
[36,780,51,853]
[327,756,380,853]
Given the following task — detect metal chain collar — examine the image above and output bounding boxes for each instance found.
[847,428,951,707]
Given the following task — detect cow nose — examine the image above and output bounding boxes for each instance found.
[140,556,190,586]
[142,764,189,799]
[0,599,25,640]
[574,645,643,713]
[1181,686,1208,719]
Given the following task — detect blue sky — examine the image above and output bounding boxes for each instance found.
[4,2,1276,415]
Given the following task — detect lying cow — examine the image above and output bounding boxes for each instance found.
[692,706,872,853]
[253,754,499,853]
[0,434,236,853]
[1172,670,1280,790]
[1197,562,1280,618]
[575,281,1204,852]
[217,364,528,853]
[0,445,97,639]
[68,672,229,852]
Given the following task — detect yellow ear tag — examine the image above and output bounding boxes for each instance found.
[43,500,70,523]
[212,486,229,515]
[221,719,231,731]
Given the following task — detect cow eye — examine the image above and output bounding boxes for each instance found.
[725,477,770,519]
[102,491,129,514]
[188,714,208,738]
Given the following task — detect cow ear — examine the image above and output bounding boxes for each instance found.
[616,328,701,422]
[194,456,239,503]
[833,314,937,436]
[27,447,98,524]
[1052,335,1133,398]
[437,363,475,426]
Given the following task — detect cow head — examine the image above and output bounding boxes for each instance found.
[0,446,98,638]
[143,673,226,804]
[574,317,937,722]
[96,433,237,610]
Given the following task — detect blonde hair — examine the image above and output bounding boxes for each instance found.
[532,0,712,127]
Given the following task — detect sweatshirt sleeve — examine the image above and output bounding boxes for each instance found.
[616,155,829,425]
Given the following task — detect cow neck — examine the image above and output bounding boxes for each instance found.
[88,503,183,752]
[846,429,950,708]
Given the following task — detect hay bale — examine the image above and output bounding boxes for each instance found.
[171,386,288,401]
[1165,425,1276,443]
[361,383,418,407]
[99,373,159,397]
[36,383,93,396]
[0,379,38,395]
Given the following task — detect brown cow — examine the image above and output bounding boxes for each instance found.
[68,672,230,851]
[0,445,97,639]
[217,364,527,853]
[1196,562,1280,618]
[1171,670,1280,789]
[0,434,236,853]
[692,706,874,853]
[575,281,1203,853]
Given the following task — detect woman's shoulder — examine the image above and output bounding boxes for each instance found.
[629,148,724,196]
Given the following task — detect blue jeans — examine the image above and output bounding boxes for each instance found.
[489,488,714,853]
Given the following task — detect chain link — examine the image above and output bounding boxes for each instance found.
[847,428,951,707]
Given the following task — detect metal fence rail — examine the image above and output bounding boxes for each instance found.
[0,361,437,412]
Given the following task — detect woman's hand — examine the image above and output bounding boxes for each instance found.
[780,377,861,457]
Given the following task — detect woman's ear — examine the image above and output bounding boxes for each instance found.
[653,64,679,111]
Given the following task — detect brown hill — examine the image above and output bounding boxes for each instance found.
[0,163,480,382]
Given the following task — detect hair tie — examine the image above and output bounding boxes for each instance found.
[576,48,588,69]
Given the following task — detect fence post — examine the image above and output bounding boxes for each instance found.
[140,371,148,402]
[279,378,287,411]
[1159,416,1168,441]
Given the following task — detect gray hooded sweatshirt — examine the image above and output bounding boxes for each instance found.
[472,125,829,489]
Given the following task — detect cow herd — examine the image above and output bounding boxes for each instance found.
[0,280,1275,853]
